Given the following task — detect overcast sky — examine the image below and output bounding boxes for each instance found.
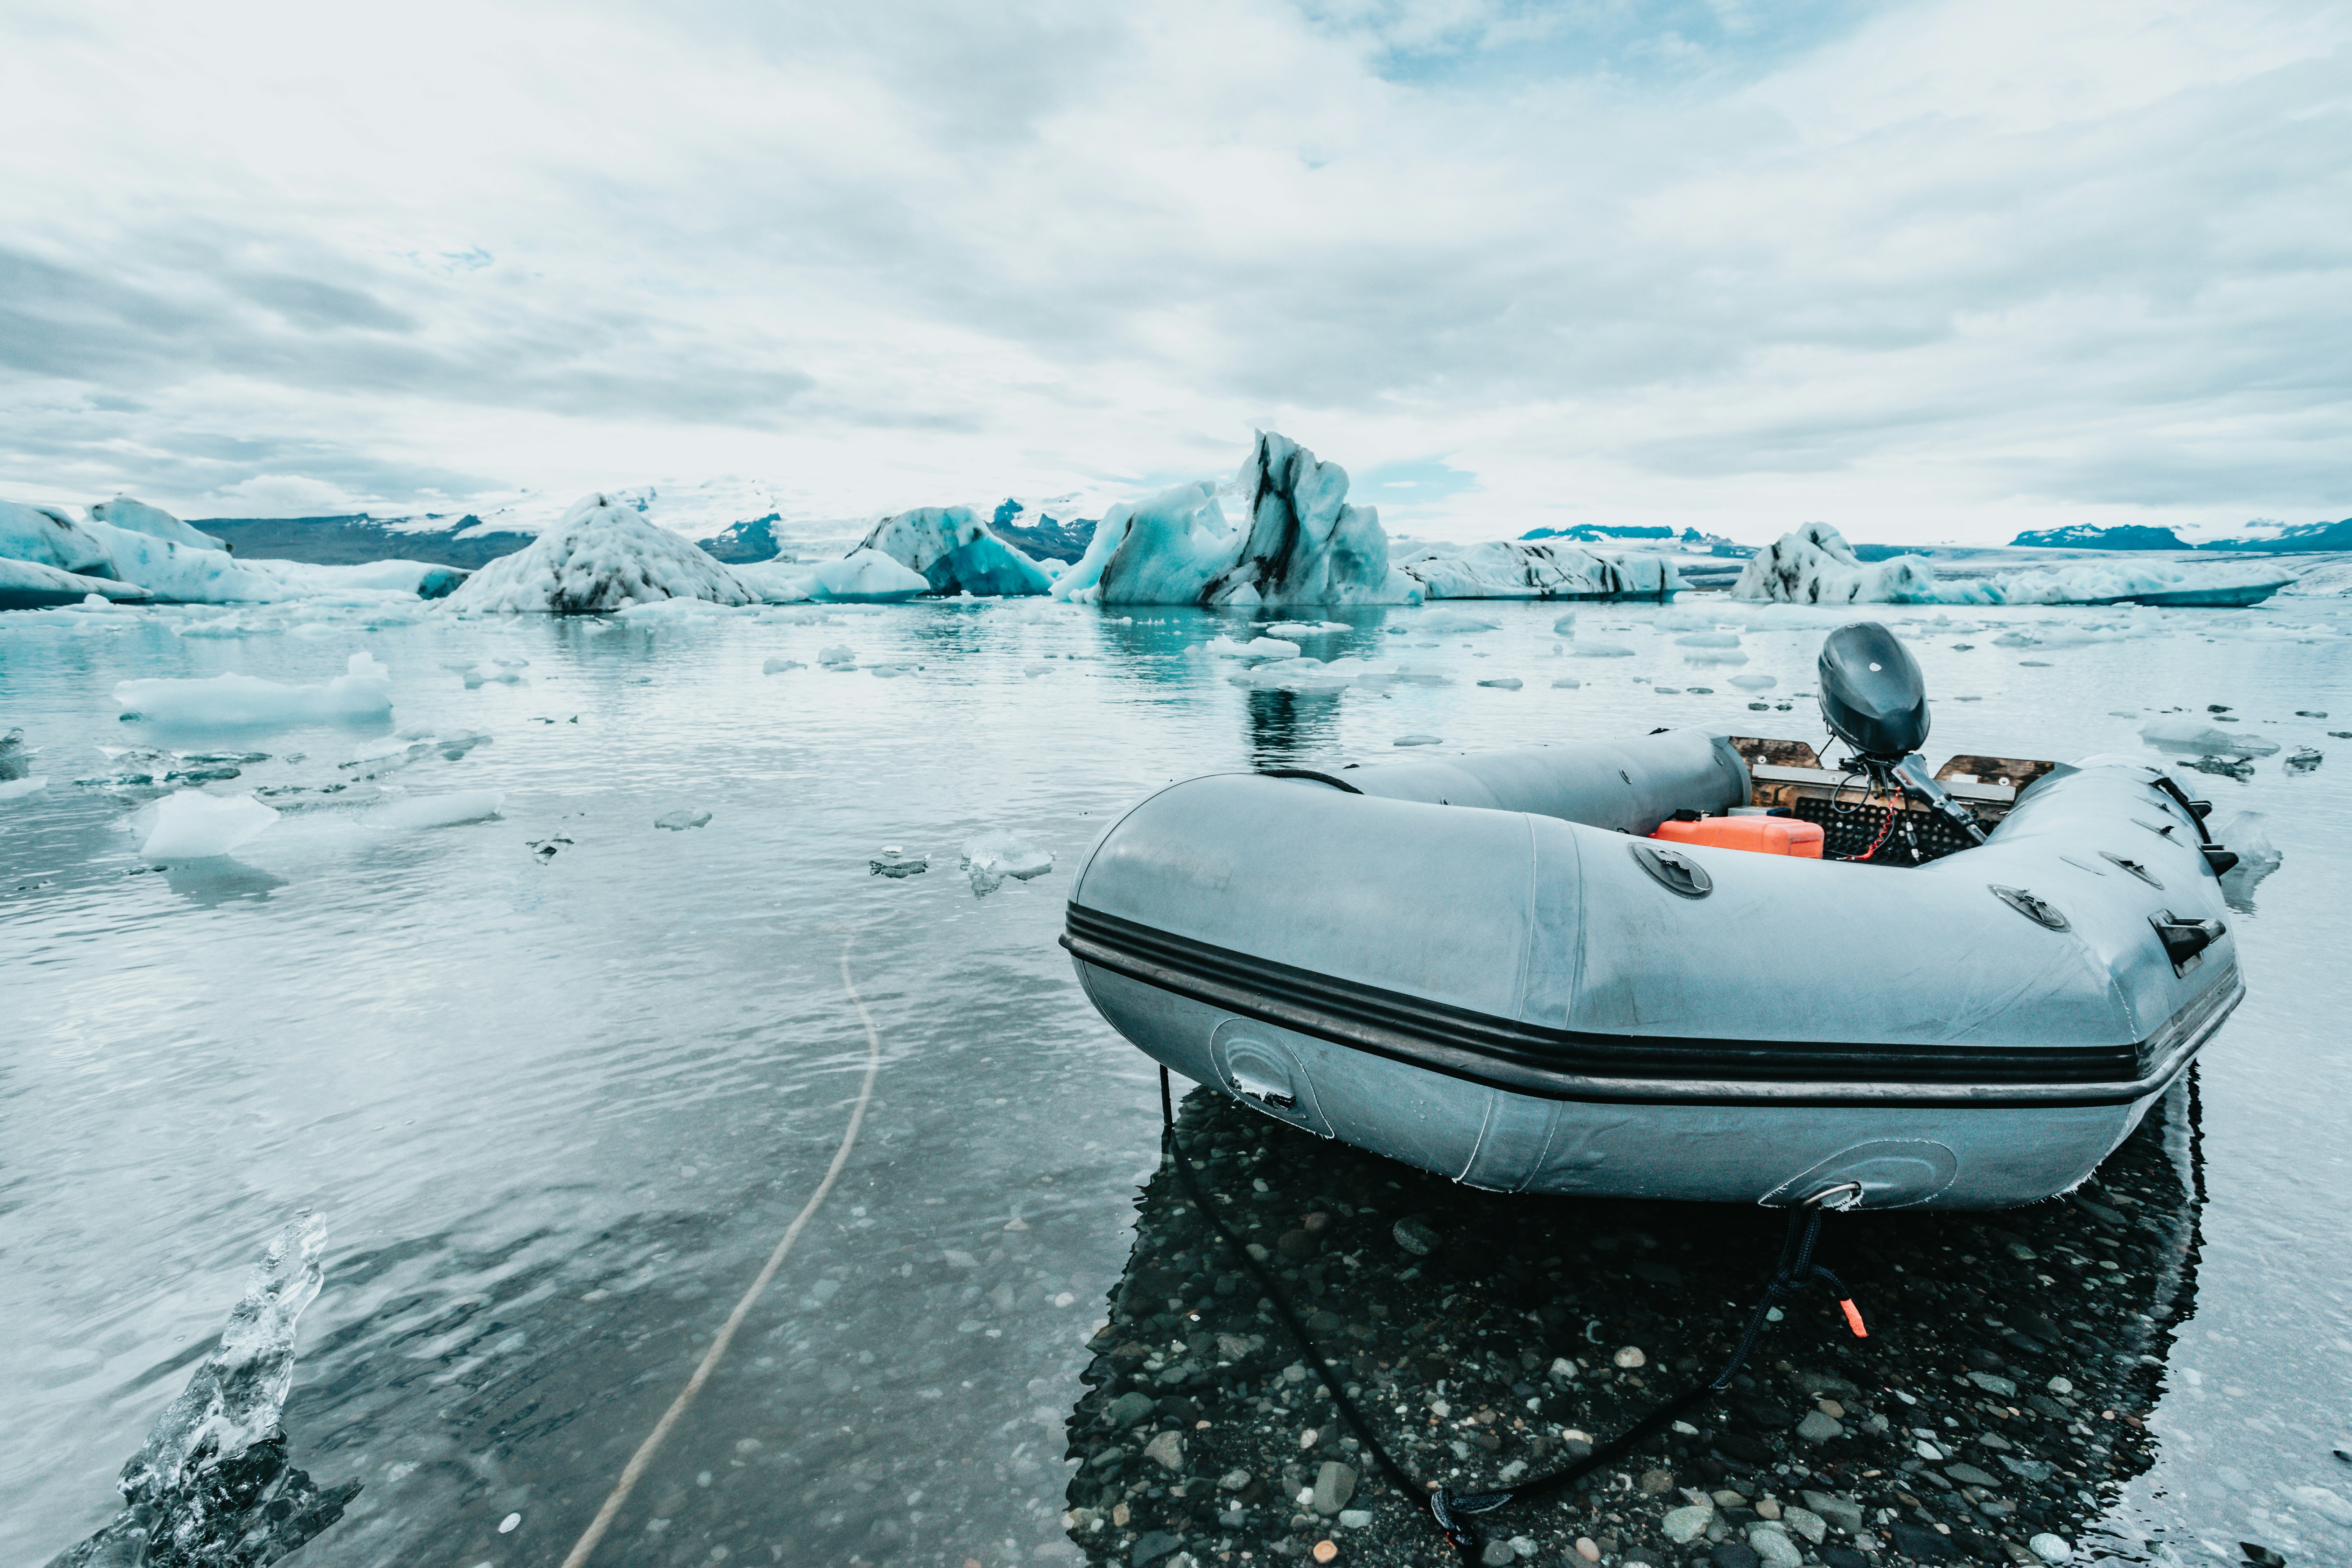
[2,0,2346,543]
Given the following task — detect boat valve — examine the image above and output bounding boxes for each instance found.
[1801,1181,1865,1212]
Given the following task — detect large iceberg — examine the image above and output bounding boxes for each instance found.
[1732,523,2293,607]
[1054,432,1419,606]
[858,507,1053,596]
[1394,540,1679,600]
[1731,524,1941,604]
[444,493,755,613]
[1,497,457,604]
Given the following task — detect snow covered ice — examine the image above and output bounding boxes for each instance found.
[115,652,395,727]
[447,493,756,613]
[1395,540,1678,601]
[805,548,931,603]
[375,791,506,831]
[1737,522,2297,608]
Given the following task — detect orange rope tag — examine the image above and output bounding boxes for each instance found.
[1839,1298,1869,1338]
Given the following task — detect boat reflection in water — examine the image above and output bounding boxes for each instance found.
[1064,1077,2201,1567]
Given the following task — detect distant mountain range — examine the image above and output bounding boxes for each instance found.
[2011,519,2352,552]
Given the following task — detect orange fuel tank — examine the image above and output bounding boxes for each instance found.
[1650,813,1825,858]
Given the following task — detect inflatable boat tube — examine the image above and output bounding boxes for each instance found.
[1063,729,2241,1210]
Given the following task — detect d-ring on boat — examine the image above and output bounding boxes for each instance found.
[1062,623,2244,1209]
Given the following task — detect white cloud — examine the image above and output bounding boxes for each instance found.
[0,0,2344,545]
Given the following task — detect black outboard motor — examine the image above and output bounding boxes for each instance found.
[1818,623,1987,851]
[1818,623,1929,762]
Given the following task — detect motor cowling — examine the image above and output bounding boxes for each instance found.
[1819,622,1930,763]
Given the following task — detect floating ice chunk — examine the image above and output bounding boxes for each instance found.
[0,554,154,610]
[1022,662,1056,677]
[378,791,505,830]
[1572,643,1635,658]
[1732,524,1939,604]
[89,496,226,550]
[1674,631,1741,647]
[1208,634,1300,660]
[2140,718,2277,757]
[870,846,928,878]
[1729,674,1778,690]
[0,774,47,801]
[615,596,752,619]
[1417,609,1501,632]
[0,726,30,780]
[1393,734,1442,747]
[818,644,857,666]
[1231,657,1353,693]
[808,548,930,603]
[729,560,817,603]
[2286,747,2323,774]
[338,727,489,779]
[655,808,713,830]
[116,652,395,727]
[1397,540,1678,600]
[1552,613,1577,636]
[447,493,755,613]
[1477,677,1524,690]
[961,832,1054,896]
[1552,677,1581,689]
[1263,620,1350,637]
[136,789,279,858]
[762,657,806,674]
[1056,432,1419,606]
[858,507,1053,596]
[51,1215,357,1568]
[452,658,528,687]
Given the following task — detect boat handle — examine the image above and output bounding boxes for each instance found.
[2151,911,2226,970]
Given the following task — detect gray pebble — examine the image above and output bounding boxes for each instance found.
[1393,1216,1441,1256]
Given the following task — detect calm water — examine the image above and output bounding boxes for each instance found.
[2,594,2348,1567]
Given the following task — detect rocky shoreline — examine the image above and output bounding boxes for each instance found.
[1062,1082,2198,1568]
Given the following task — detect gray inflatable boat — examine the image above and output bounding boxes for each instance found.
[1063,626,2245,1210]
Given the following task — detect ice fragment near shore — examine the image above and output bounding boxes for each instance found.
[377,791,505,831]
[46,1215,357,1568]
[134,790,280,858]
[870,846,929,878]
[1208,635,1299,660]
[447,493,754,613]
[656,808,713,831]
[116,652,394,727]
[961,832,1054,896]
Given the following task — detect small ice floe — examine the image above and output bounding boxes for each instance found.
[376,791,505,831]
[1022,662,1056,677]
[1552,613,1576,636]
[339,727,490,779]
[761,657,805,674]
[1729,674,1777,691]
[868,662,920,678]
[1229,657,1356,694]
[2184,756,2253,780]
[0,773,46,801]
[961,832,1054,897]
[2285,748,2323,774]
[1417,608,1499,633]
[1477,677,1524,690]
[655,808,713,831]
[1552,677,1580,689]
[132,789,279,859]
[1393,734,1442,747]
[1208,635,1300,661]
[2211,810,2283,912]
[1572,643,1634,658]
[817,644,857,668]
[870,847,929,878]
[115,652,395,727]
[1262,620,1350,637]
[0,726,32,779]
[807,548,930,604]
[450,658,528,688]
[45,1215,358,1568]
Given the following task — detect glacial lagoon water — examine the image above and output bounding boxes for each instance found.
[2,595,2349,1567]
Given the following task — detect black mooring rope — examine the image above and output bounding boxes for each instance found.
[1156,1066,1868,1564]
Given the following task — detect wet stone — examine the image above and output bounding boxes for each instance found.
[1662,1505,1714,1543]
[1794,1410,1842,1442]
[1392,1216,1440,1256]
[1709,1542,1760,1568]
